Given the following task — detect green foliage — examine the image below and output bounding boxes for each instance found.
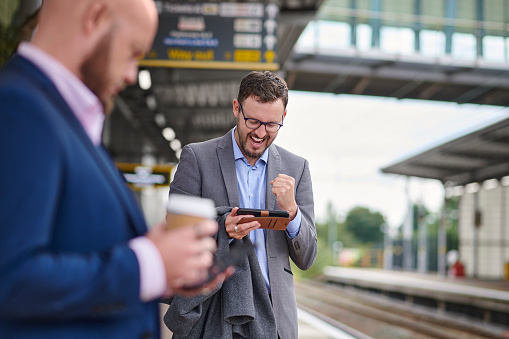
[315,212,331,245]
[293,198,459,278]
[344,206,385,245]
[0,4,39,69]
[0,22,19,68]
[444,196,459,251]
[409,199,459,252]
[291,236,333,280]
[298,196,461,277]
[316,202,367,248]
[293,203,388,279]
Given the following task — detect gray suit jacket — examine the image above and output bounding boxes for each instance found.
[169,130,317,339]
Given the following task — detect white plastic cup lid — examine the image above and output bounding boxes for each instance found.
[166,194,216,220]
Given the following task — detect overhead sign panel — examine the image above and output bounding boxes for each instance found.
[140,1,279,70]
[116,163,174,190]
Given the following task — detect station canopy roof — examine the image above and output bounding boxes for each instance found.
[381,117,509,187]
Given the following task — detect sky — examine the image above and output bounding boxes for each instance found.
[275,91,509,227]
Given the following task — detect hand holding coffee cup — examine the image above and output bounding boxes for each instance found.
[166,194,216,235]
[147,194,218,292]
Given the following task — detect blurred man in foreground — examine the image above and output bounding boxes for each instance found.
[0,0,225,337]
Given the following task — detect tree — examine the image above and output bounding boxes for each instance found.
[0,21,18,68]
[344,206,385,245]
[0,7,39,69]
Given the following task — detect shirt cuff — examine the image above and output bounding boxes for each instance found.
[286,208,302,239]
[128,236,168,302]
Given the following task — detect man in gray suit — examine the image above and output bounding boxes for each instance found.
[164,71,317,339]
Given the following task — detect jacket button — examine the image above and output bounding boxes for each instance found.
[294,241,300,250]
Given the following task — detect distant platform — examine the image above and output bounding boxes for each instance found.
[321,266,509,329]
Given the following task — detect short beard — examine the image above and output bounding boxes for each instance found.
[236,122,270,161]
[80,29,115,114]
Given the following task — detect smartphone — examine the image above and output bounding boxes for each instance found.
[237,208,289,218]
[181,241,255,290]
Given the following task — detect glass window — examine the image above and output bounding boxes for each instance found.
[356,23,373,51]
[294,21,317,52]
[317,21,351,51]
[452,32,477,60]
[380,26,415,55]
[483,35,506,62]
[420,29,446,57]
[506,38,509,63]
[295,20,352,55]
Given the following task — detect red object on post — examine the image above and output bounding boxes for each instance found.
[449,260,465,277]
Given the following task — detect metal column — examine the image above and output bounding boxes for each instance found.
[404,177,414,270]
[476,0,485,58]
[438,184,449,276]
[414,0,422,53]
[501,185,506,279]
[417,204,427,273]
[473,189,481,278]
[350,0,358,47]
[444,0,457,55]
[370,0,382,49]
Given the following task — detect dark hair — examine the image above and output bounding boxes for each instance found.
[237,71,288,108]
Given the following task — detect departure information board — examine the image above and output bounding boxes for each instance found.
[139,2,279,70]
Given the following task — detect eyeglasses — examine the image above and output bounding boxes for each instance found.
[238,102,284,133]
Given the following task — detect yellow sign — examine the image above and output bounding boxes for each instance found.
[167,49,215,61]
[234,50,261,63]
[264,50,276,63]
[141,2,280,70]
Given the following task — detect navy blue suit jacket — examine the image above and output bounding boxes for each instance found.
[0,55,160,338]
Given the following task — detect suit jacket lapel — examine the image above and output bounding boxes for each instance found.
[95,146,148,235]
[14,55,147,236]
[266,145,281,211]
[265,145,282,260]
[217,130,240,207]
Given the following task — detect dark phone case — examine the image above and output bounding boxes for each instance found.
[237,208,289,218]
[181,241,255,290]
[237,208,291,230]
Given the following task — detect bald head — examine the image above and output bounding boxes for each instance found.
[109,0,158,48]
[32,0,158,113]
[111,0,159,30]
[32,0,158,78]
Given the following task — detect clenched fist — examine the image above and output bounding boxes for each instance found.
[271,174,298,219]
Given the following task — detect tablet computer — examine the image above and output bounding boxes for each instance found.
[237,208,289,218]
[237,208,290,230]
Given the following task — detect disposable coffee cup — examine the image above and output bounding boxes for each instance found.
[166,194,216,229]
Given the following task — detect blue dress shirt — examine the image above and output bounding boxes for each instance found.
[231,129,302,292]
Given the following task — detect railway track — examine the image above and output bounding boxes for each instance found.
[296,280,508,339]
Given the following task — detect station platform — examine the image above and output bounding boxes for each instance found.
[320,266,509,328]
[298,307,360,339]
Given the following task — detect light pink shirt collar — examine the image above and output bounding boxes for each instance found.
[17,42,104,146]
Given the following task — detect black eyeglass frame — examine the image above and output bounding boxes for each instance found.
[238,102,284,133]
